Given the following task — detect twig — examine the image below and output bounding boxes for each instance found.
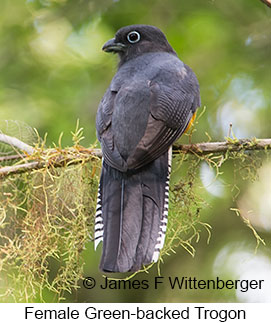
[0,162,41,176]
[0,139,271,178]
[0,154,27,162]
[260,0,271,8]
[0,134,35,154]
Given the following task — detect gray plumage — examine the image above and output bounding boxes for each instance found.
[95,24,200,272]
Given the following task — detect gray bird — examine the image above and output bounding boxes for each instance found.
[95,24,200,272]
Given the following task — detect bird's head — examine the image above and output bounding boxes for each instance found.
[102,25,176,66]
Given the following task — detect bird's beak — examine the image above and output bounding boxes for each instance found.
[102,38,126,53]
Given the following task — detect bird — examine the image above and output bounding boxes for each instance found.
[95,24,200,272]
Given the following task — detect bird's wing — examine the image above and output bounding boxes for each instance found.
[96,64,200,172]
[96,88,114,142]
[126,66,200,170]
[96,88,128,171]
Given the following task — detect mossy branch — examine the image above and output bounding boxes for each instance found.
[0,147,102,177]
[174,138,271,154]
[1,137,271,178]
[0,126,268,301]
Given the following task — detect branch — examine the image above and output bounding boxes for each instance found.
[260,0,271,8]
[0,139,271,178]
[175,138,271,154]
[0,134,35,154]
[0,148,102,177]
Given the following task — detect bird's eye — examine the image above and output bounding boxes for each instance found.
[127,31,141,44]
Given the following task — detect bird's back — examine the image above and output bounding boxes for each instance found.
[110,52,187,162]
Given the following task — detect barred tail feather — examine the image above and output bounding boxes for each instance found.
[152,146,172,262]
[94,182,103,250]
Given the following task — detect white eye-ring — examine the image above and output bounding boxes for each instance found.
[127,31,141,44]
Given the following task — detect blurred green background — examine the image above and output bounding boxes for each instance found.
[0,0,271,302]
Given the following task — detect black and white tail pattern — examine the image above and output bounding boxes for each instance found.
[94,182,103,250]
[152,147,172,263]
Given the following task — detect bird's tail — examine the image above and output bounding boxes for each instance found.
[94,149,172,273]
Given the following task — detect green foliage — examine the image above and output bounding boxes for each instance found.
[1,0,270,146]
